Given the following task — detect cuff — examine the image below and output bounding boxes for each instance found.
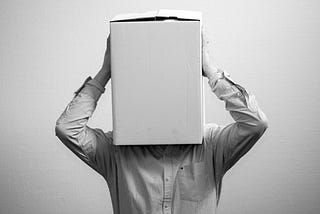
[207,68,224,88]
[74,77,106,101]
[86,78,105,94]
[208,69,250,106]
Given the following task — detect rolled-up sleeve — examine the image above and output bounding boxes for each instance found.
[55,77,115,180]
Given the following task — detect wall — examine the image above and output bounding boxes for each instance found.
[0,0,319,213]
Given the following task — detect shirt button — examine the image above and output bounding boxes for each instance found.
[165,205,168,208]
[165,177,169,181]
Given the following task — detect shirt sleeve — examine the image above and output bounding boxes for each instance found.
[55,77,115,180]
[203,69,268,201]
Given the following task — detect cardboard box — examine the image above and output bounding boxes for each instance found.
[110,10,203,145]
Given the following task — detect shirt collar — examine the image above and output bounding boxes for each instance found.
[146,145,191,160]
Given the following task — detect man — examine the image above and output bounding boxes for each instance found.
[55,31,268,214]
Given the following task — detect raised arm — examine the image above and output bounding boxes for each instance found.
[202,31,268,200]
[55,36,114,179]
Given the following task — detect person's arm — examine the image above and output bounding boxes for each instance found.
[202,32,268,200]
[55,36,114,179]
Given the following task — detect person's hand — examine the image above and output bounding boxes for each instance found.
[202,29,216,78]
[94,35,111,87]
[101,35,111,78]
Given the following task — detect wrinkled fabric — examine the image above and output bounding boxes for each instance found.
[55,69,268,214]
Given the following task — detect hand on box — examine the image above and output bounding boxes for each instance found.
[101,35,111,77]
[94,35,111,87]
[202,29,216,79]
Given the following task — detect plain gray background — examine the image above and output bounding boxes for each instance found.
[1,0,319,213]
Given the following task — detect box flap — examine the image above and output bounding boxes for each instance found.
[156,9,201,21]
[111,10,157,22]
[111,9,201,22]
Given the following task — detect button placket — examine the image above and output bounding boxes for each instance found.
[163,155,173,214]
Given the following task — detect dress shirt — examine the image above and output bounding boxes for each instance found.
[55,69,268,214]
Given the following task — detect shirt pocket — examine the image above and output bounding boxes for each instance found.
[177,161,211,201]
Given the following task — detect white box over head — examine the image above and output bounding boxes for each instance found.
[110,10,203,145]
